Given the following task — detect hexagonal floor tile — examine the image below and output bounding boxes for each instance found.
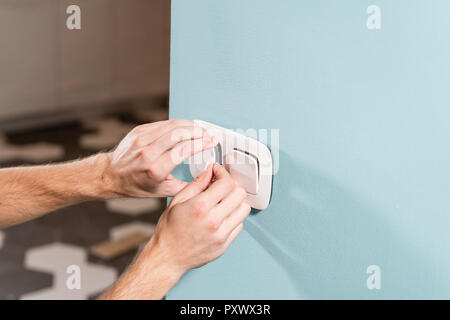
[21,243,117,300]
[0,134,64,163]
[110,222,156,240]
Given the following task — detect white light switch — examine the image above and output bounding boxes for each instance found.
[188,120,273,210]
[189,146,216,178]
[225,150,259,195]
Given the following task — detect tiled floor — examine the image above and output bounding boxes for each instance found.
[0,106,168,300]
[21,243,117,300]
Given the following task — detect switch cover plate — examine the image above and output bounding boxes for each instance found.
[188,120,273,210]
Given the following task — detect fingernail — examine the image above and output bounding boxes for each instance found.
[197,164,213,179]
[194,171,206,181]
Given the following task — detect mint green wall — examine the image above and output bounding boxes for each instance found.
[168,0,450,299]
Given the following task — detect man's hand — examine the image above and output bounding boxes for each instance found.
[101,163,251,300]
[152,163,250,272]
[0,118,250,299]
[104,119,217,198]
[0,119,216,228]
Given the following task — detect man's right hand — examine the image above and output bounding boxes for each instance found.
[101,163,251,299]
[149,163,251,273]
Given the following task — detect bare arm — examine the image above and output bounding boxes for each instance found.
[0,119,215,228]
[0,119,250,300]
[0,154,115,228]
[101,164,250,299]
[99,236,184,300]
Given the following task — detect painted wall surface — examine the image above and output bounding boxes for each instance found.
[168,0,450,299]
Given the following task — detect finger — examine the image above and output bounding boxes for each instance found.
[195,163,235,208]
[219,202,251,236]
[222,223,244,250]
[153,136,217,178]
[130,119,197,149]
[170,163,213,206]
[132,120,170,133]
[157,174,189,197]
[212,162,230,180]
[128,121,175,142]
[209,186,247,226]
[147,125,208,161]
[140,119,195,133]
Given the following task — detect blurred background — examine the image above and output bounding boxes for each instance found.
[0,0,170,299]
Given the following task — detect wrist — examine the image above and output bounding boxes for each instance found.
[140,236,186,282]
[101,237,185,300]
[90,152,122,200]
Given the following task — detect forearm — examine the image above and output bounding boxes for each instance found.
[100,237,184,300]
[0,153,118,228]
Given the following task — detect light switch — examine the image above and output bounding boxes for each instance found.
[225,150,259,195]
[188,120,272,210]
[189,143,221,178]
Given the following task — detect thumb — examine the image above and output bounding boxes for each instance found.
[170,163,214,206]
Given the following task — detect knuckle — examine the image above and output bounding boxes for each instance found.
[206,219,220,232]
[212,232,225,245]
[192,200,208,218]
[146,164,163,181]
[133,136,145,148]
[140,150,152,164]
